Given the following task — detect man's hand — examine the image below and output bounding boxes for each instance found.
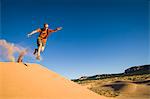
[56,27,63,31]
[27,34,32,38]
[27,30,37,38]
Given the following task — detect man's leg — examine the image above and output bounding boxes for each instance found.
[36,38,42,60]
[41,46,45,52]
[37,43,42,58]
[33,49,38,55]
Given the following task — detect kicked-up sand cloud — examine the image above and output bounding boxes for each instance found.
[0,39,28,62]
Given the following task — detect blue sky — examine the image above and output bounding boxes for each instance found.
[1,0,149,79]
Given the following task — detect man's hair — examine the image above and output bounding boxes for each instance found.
[44,23,48,27]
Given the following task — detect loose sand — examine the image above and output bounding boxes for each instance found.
[0,62,111,99]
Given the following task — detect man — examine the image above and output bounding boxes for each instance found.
[27,23,62,60]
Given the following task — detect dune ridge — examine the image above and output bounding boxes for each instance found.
[0,62,110,99]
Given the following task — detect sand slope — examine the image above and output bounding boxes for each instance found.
[0,62,110,99]
[103,81,150,99]
[115,82,150,99]
[81,79,150,99]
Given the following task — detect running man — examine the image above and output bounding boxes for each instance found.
[27,23,62,60]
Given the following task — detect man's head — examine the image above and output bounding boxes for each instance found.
[44,23,49,29]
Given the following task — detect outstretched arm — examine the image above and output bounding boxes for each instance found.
[51,27,63,32]
[27,28,41,37]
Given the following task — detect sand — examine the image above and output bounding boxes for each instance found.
[80,79,150,99]
[115,82,150,99]
[0,62,110,99]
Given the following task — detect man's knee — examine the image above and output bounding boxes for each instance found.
[41,46,45,52]
[38,43,42,48]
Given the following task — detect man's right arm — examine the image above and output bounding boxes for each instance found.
[27,28,41,37]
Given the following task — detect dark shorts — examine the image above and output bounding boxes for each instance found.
[37,38,46,47]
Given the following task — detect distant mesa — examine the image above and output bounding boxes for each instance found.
[73,64,150,81]
[124,65,150,75]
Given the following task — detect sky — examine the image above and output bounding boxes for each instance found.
[0,0,149,79]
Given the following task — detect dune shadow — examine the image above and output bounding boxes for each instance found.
[102,83,126,91]
[113,81,126,83]
[133,80,150,85]
[147,84,150,86]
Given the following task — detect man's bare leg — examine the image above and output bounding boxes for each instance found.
[37,44,42,60]
[41,46,45,52]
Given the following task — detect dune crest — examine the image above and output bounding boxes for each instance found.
[0,62,110,99]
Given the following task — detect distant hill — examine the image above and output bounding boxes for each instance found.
[124,65,150,75]
[72,65,150,82]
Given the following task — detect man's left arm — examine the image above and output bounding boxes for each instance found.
[50,27,62,33]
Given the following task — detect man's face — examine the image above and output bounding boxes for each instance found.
[44,24,49,28]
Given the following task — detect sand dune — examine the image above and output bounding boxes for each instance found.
[78,78,150,99]
[115,81,150,99]
[0,62,110,99]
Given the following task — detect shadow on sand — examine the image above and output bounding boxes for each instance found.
[102,83,126,91]
[132,80,150,86]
